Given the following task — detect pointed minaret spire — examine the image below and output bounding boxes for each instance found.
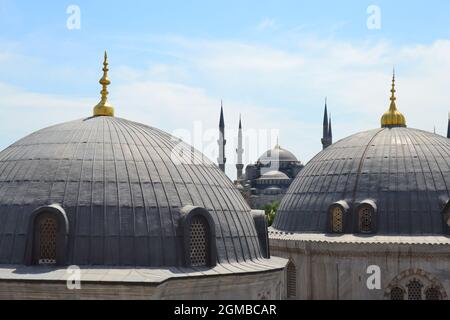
[447,112,450,139]
[321,98,332,149]
[236,114,244,180]
[323,97,329,137]
[218,101,227,173]
[219,100,225,129]
[328,114,333,143]
[93,51,115,117]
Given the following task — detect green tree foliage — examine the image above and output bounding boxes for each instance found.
[262,201,280,226]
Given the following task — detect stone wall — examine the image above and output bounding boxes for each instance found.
[270,238,450,300]
[0,269,285,300]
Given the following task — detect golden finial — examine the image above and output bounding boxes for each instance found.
[93,51,115,117]
[381,69,406,128]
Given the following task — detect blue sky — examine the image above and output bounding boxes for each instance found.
[1,0,450,179]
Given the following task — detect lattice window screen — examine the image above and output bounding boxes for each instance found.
[39,217,57,265]
[287,261,297,299]
[331,207,343,233]
[425,287,441,300]
[390,287,405,300]
[359,207,372,233]
[407,279,423,300]
[189,216,208,267]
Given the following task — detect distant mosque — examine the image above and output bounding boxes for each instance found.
[217,100,334,209]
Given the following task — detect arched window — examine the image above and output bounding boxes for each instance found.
[286,260,297,299]
[36,214,58,265]
[390,287,405,300]
[425,287,442,300]
[407,279,424,300]
[25,205,69,266]
[385,269,447,300]
[331,206,344,233]
[328,201,349,234]
[189,215,209,267]
[180,206,217,268]
[358,206,373,233]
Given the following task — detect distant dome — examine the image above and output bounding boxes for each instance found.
[273,127,450,235]
[259,171,290,180]
[0,116,265,266]
[258,145,298,164]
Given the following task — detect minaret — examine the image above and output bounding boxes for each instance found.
[93,51,115,117]
[236,115,244,180]
[447,113,450,139]
[321,98,332,149]
[218,101,227,173]
[328,114,333,145]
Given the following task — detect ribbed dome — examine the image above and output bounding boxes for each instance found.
[258,145,298,164]
[0,116,263,266]
[273,127,450,235]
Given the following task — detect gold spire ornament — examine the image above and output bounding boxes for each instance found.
[381,70,406,128]
[93,51,115,117]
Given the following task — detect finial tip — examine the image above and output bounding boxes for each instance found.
[93,51,114,117]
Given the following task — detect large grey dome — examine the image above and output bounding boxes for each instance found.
[258,145,298,164]
[0,116,264,266]
[273,127,450,235]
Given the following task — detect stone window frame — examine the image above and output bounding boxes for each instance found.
[327,201,349,234]
[180,206,217,268]
[286,259,297,299]
[24,204,69,266]
[356,200,377,234]
[385,269,447,300]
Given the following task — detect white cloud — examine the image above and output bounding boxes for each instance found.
[257,18,277,31]
[0,82,92,149]
[1,35,450,181]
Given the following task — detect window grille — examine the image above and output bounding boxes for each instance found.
[407,279,423,300]
[189,216,208,267]
[331,207,343,233]
[390,287,405,300]
[425,287,441,300]
[38,217,57,265]
[287,261,297,298]
[359,206,373,233]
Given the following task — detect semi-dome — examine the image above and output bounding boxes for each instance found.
[0,54,267,267]
[273,74,450,236]
[258,144,298,164]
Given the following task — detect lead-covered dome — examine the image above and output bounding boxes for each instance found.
[0,116,266,266]
[274,73,450,236]
[258,145,298,164]
[273,127,450,235]
[0,54,270,268]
